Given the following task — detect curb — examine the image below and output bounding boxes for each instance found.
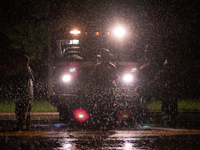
[0,112,59,121]
[0,112,59,116]
[1,111,199,115]
[0,112,200,121]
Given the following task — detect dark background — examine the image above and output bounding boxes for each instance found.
[0,0,199,98]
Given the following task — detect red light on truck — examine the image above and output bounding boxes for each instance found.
[74,109,89,122]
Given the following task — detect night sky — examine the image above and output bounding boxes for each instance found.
[0,0,199,65]
[85,0,199,62]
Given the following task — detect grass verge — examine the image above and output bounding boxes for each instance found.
[31,99,57,112]
[0,98,57,113]
[0,98,200,112]
[0,98,15,113]
[143,98,200,112]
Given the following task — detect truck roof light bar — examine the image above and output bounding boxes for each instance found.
[70,30,81,34]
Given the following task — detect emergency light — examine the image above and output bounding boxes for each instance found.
[70,30,81,34]
[70,68,76,72]
[131,68,137,72]
[74,109,89,122]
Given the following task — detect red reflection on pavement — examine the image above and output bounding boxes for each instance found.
[117,109,132,121]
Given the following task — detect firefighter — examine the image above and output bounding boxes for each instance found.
[137,45,163,106]
[91,48,119,90]
[155,60,178,125]
[90,48,120,126]
[13,54,34,131]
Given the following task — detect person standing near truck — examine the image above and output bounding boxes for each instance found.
[13,54,34,131]
[90,48,120,125]
[91,48,119,90]
[155,60,178,126]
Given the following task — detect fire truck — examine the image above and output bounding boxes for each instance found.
[50,25,143,126]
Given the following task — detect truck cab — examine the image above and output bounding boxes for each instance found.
[51,26,142,125]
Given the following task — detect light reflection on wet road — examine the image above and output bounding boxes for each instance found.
[1,126,200,137]
[1,122,200,149]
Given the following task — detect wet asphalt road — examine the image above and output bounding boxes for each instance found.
[0,112,200,149]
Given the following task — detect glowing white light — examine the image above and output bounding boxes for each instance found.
[114,27,126,37]
[79,114,84,118]
[123,142,133,150]
[62,143,73,149]
[70,30,81,34]
[69,40,79,44]
[123,74,133,82]
[63,75,71,82]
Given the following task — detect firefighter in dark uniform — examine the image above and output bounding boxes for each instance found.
[91,48,119,90]
[137,45,164,105]
[14,55,34,131]
[155,60,178,125]
[90,48,119,126]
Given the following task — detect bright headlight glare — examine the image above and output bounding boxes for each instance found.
[63,75,71,82]
[123,74,133,82]
[114,27,126,37]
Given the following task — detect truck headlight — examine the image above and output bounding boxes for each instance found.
[62,75,71,82]
[123,74,134,83]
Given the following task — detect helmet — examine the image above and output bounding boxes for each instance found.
[163,59,168,67]
[163,59,175,70]
[100,48,112,61]
[21,54,30,67]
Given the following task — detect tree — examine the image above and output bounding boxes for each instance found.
[0,0,87,99]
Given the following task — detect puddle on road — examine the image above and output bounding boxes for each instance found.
[32,123,67,128]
